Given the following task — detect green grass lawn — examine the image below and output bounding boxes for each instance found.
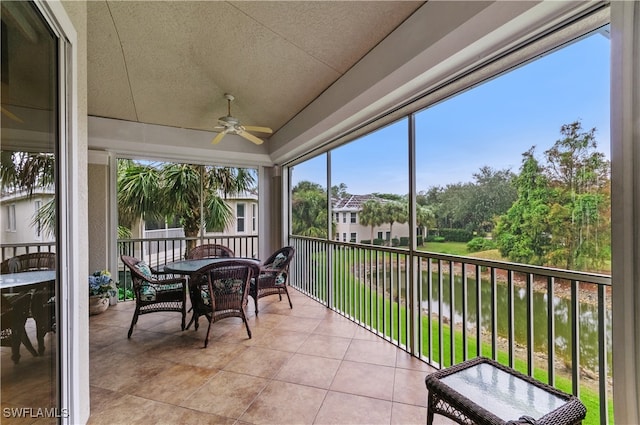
[418,241,470,256]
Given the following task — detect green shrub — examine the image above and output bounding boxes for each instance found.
[118,287,134,301]
[391,238,400,247]
[373,238,385,246]
[399,237,409,246]
[427,228,473,242]
[467,237,497,252]
[417,236,424,246]
[433,236,446,243]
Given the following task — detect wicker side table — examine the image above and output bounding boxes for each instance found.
[424,357,586,425]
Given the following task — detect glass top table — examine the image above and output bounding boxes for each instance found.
[424,357,587,425]
[164,258,259,275]
[0,270,56,290]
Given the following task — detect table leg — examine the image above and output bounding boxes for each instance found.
[426,393,435,425]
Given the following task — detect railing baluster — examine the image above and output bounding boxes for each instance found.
[527,273,534,376]
[491,267,498,361]
[548,276,555,386]
[598,284,609,425]
[475,264,481,358]
[438,259,443,366]
[508,270,514,368]
[427,257,433,363]
[462,261,468,361]
[449,260,454,366]
[571,279,580,397]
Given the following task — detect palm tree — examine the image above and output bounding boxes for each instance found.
[1,151,56,236]
[359,199,382,244]
[416,205,435,244]
[381,201,407,246]
[117,160,255,255]
[291,181,328,238]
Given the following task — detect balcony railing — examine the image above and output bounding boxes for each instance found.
[1,235,612,423]
[289,235,613,425]
[116,235,258,300]
[1,242,56,262]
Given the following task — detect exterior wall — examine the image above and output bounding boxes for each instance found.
[207,197,259,237]
[333,209,410,243]
[1,192,55,246]
[88,153,109,272]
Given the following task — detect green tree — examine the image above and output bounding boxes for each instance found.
[418,167,516,235]
[359,199,383,243]
[291,181,329,238]
[494,148,552,265]
[416,205,435,242]
[1,151,56,236]
[331,183,349,199]
[466,166,517,233]
[381,201,407,245]
[543,121,610,270]
[494,121,611,271]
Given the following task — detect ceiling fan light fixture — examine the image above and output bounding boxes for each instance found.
[211,93,272,146]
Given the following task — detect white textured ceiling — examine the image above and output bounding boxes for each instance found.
[87,1,425,143]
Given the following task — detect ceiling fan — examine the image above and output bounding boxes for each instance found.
[211,93,272,145]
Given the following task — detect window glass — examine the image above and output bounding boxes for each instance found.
[290,154,328,238]
[237,203,245,233]
[415,27,610,273]
[331,119,409,247]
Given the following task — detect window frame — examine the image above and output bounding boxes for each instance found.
[236,202,246,233]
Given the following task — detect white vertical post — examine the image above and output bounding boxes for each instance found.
[611,2,640,424]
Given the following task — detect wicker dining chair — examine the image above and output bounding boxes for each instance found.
[188,259,259,347]
[120,255,188,338]
[0,252,56,273]
[1,252,56,355]
[249,246,295,314]
[1,293,39,364]
[186,244,234,260]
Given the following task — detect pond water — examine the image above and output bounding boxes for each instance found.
[418,271,612,374]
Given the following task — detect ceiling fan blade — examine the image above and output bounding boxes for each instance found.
[211,131,226,145]
[243,125,273,134]
[237,130,264,145]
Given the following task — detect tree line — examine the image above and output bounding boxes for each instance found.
[291,121,610,272]
[2,120,609,272]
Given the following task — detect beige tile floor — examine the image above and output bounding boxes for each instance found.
[2,287,456,424]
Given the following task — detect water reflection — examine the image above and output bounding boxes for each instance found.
[420,271,612,373]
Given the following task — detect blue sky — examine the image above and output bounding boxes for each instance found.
[292,27,610,195]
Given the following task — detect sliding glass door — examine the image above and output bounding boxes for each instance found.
[1,1,59,421]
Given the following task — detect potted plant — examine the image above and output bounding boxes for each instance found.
[88,270,117,315]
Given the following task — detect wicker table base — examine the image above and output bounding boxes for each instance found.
[424,357,586,425]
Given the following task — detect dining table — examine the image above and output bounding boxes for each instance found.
[1,270,56,363]
[164,257,260,330]
[164,257,260,276]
